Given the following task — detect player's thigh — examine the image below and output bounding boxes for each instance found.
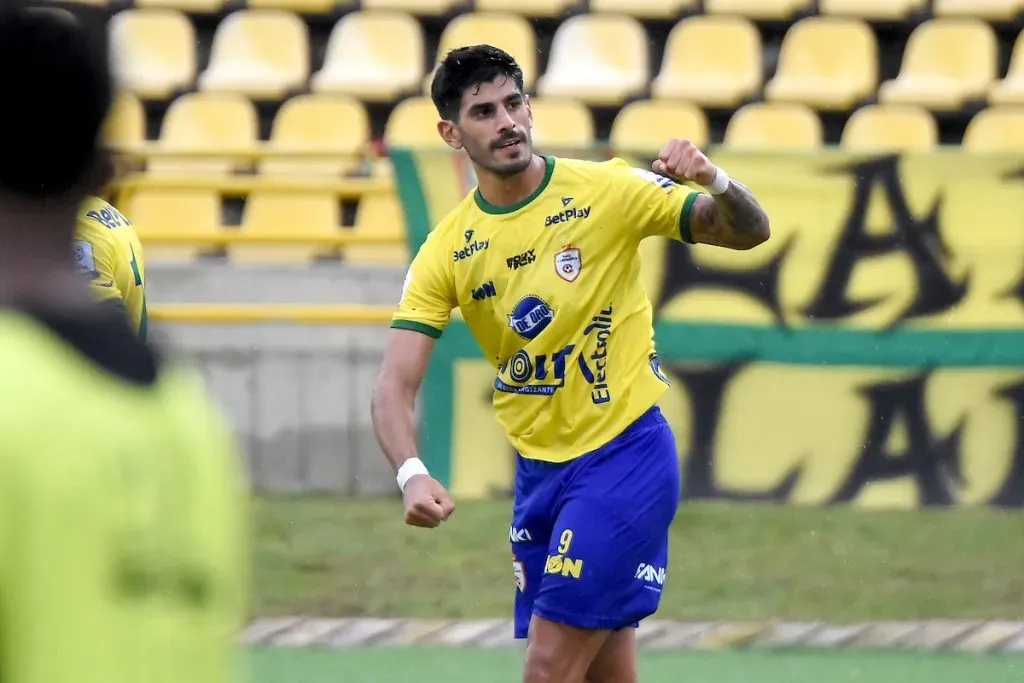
[585,627,638,683]
[523,614,610,683]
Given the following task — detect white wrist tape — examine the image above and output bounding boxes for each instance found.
[704,168,730,196]
[396,458,429,492]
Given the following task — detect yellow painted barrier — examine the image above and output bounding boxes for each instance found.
[149,304,394,325]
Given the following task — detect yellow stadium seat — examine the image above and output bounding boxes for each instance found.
[723,103,822,150]
[989,31,1024,105]
[312,11,424,102]
[820,0,927,20]
[878,19,998,110]
[150,93,259,175]
[104,91,147,149]
[135,0,227,11]
[261,95,370,177]
[841,105,937,151]
[765,17,877,110]
[232,192,342,262]
[362,0,466,15]
[473,0,582,18]
[426,13,537,94]
[536,15,648,106]
[247,0,338,12]
[610,100,709,154]
[346,193,409,266]
[705,0,814,21]
[384,97,447,150]
[109,9,196,100]
[934,0,1024,21]
[198,10,309,100]
[589,0,698,19]
[528,98,594,151]
[651,16,761,108]
[127,189,223,262]
[962,107,1024,151]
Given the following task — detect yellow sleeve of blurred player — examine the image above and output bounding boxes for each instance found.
[73,214,124,304]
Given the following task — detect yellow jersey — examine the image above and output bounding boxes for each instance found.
[0,306,248,683]
[393,156,701,463]
[74,196,148,339]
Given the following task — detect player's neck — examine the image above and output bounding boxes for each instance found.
[475,155,547,209]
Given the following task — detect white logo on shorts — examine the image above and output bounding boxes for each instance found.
[635,563,666,586]
[513,558,526,592]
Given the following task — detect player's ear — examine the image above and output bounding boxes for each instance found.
[437,120,463,151]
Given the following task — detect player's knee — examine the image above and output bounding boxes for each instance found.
[523,638,580,683]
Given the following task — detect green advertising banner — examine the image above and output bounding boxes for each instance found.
[391,148,1024,508]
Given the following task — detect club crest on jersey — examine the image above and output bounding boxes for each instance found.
[554,245,582,283]
[508,295,554,340]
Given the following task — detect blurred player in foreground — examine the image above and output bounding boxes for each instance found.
[0,5,248,683]
[372,45,770,682]
[75,159,149,339]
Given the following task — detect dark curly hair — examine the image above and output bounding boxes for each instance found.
[430,45,525,122]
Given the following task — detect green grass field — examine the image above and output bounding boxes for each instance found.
[254,495,1024,621]
[248,646,1024,683]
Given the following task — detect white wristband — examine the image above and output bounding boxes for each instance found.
[396,458,429,492]
[704,168,730,196]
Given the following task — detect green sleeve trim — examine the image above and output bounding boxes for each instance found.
[391,319,443,339]
[679,191,700,244]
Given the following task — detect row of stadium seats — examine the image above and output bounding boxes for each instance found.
[126,189,408,264]
[76,0,1024,22]
[106,90,1024,171]
[113,9,1024,109]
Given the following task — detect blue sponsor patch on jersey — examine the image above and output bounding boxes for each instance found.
[508,295,554,341]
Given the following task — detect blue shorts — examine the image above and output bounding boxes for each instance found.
[509,405,681,639]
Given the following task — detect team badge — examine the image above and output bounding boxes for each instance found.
[554,245,582,283]
[513,557,526,592]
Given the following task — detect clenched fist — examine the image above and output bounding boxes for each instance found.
[652,138,719,187]
[403,474,455,528]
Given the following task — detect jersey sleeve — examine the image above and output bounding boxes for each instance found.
[73,217,124,305]
[391,227,457,339]
[605,158,702,244]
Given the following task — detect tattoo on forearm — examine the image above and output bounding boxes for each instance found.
[691,180,771,250]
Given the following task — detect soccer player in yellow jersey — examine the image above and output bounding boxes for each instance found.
[372,45,771,683]
[0,6,248,683]
[74,193,149,339]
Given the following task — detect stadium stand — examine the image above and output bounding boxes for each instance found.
[198,10,310,99]
[723,102,823,150]
[705,0,815,21]
[840,104,938,151]
[877,18,998,110]
[311,11,425,102]
[610,101,709,154]
[261,94,370,177]
[651,16,762,108]
[426,13,537,93]
[96,1,1024,267]
[962,106,1024,150]
[820,0,928,21]
[148,92,259,175]
[989,30,1024,104]
[109,9,196,100]
[535,14,649,106]
[764,17,877,110]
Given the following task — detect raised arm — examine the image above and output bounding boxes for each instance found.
[653,139,770,251]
